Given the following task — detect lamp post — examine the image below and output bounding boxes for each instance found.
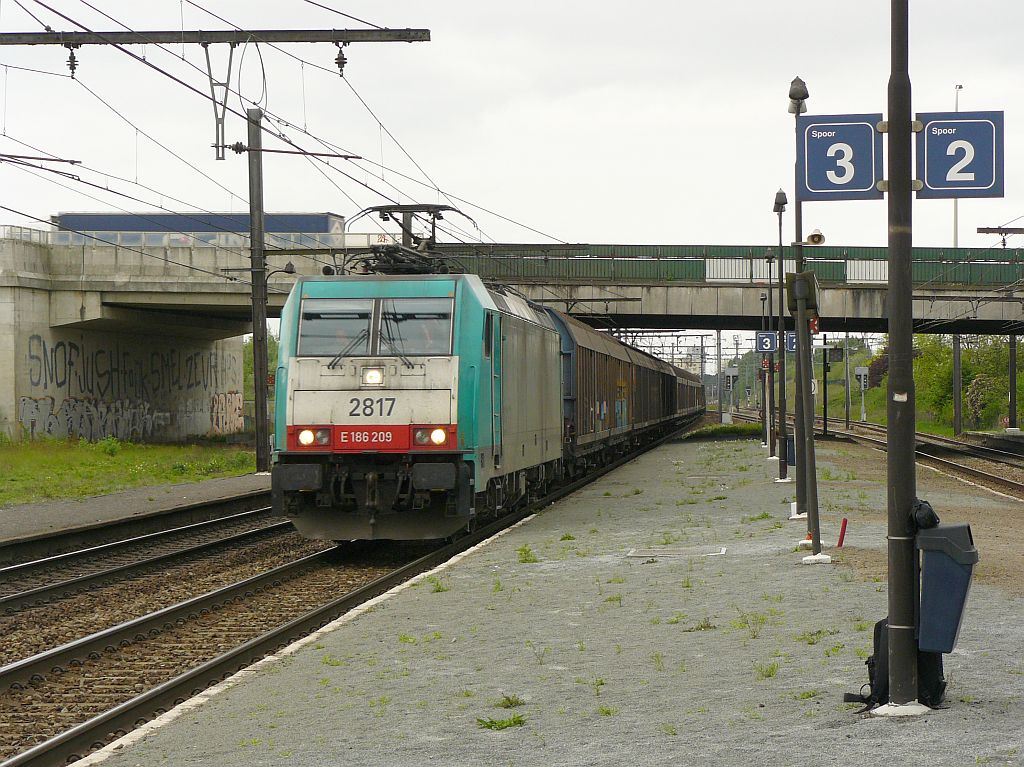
[789,76,810,517]
[773,190,788,480]
[765,251,776,457]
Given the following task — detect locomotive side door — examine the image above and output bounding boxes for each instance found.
[489,313,502,468]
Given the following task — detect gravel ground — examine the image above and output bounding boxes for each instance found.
[82,438,1024,767]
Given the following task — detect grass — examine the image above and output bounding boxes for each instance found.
[795,628,839,646]
[684,423,763,440]
[477,714,525,730]
[754,661,779,680]
[0,438,255,506]
[497,694,525,708]
[516,545,539,564]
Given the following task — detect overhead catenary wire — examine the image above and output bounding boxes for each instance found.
[181,0,494,243]
[25,0,566,248]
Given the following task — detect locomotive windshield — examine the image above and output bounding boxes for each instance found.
[380,298,452,356]
[297,298,373,356]
[296,297,452,358]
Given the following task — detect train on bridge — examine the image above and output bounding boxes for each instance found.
[270,273,704,540]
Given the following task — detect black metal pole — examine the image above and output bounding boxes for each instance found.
[247,107,271,473]
[793,108,808,520]
[776,210,789,479]
[845,332,851,429]
[1010,334,1017,429]
[953,334,962,434]
[767,257,776,457]
[823,334,829,437]
[886,0,919,707]
[795,286,822,555]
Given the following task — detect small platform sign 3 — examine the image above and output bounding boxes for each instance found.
[755,331,778,353]
[797,113,884,201]
[916,111,1004,199]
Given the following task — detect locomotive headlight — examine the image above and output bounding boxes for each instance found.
[429,428,447,445]
[361,367,384,386]
[297,428,331,446]
[413,428,430,445]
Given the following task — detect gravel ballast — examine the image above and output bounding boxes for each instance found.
[80,438,1024,767]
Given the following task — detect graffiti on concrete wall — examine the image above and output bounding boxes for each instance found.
[17,395,171,441]
[209,391,244,435]
[26,334,235,400]
[19,334,243,441]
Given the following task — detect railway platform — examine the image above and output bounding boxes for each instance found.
[79,437,1023,766]
[0,473,270,549]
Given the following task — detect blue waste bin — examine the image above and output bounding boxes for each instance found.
[916,523,978,653]
[786,435,797,467]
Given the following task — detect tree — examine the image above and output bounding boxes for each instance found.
[243,334,280,401]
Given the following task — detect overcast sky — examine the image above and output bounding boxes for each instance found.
[0,1,1021,251]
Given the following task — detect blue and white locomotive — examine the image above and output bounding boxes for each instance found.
[271,274,704,541]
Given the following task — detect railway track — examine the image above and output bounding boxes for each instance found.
[0,508,285,609]
[0,490,271,567]
[734,410,1024,497]
[0,416,704,767]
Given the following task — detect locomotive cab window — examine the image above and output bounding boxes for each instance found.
[380,298,453,356]
[298,298,373,357]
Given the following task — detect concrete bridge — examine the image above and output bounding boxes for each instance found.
[2,227,1022,441]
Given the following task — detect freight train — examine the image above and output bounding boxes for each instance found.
[271,274,705,541]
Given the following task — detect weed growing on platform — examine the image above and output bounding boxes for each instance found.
[824,643,845,657]
[684,617,716,632]
[492,578,504,593]
[598,706,617,716]
[795,628,838,645]
[666,612,687,625]
[369,696,391,716]
[742,511,772,523]
[477,714,525,730]
[525,640,550,665]
[731,611,768,639]
[560,532,576,541]
[652,652,666,671]
[497,694,525,708]
[659,723,678,736]
[516,545,539,563]
[427,576,449,593]
[795,689,820,700]
[576,677,606,696]
[398,634,417,644]
[754,661,779,680]
[603,594,622,606]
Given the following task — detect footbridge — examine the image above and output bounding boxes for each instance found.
[3,227,1023,441]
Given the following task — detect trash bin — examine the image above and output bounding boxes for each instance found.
[786,435,797,467]
[916,523,979,653]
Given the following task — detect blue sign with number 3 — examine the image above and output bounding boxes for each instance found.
[797,113,884,202]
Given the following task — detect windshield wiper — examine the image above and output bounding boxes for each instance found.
[326,328,369,369]
[379,333,415,369]
[380,311,415,368]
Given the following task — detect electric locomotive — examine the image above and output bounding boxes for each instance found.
[271,273,705,541]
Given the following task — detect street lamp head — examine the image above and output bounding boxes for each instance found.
[789,76,809,101]
[765,247,775,263]
[788,76,809,114]
[773,188,788,213]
